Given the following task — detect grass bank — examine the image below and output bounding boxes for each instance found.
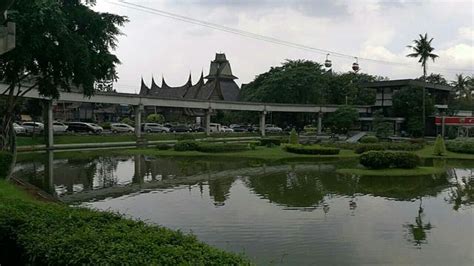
[336,166,446,177]
[415,145,474,160]
[0,180,249,265]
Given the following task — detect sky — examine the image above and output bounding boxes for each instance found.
[93,0,474,93]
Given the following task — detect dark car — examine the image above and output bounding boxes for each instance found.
[66,122,103,134]
[169,125,192,133]
[232,125,249,133]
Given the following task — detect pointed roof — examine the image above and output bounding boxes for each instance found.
[205,53,238,80]
[151,76,160,90]
[139,78,149,95]
[186,73,192,87]
[161,76,170,89]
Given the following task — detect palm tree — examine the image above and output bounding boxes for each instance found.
[452,74,473,102]
[407,33,439,136]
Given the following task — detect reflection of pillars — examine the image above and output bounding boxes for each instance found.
[44,151,55,196]
[260,111,266,137]
[205,109,211,136]
[317,112,323,134]
[133,154,144,184]
[441,116,445,137]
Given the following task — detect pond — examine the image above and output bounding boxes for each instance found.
[14,152,474,265]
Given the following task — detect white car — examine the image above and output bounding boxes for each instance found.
[220,126,234,133]
[265,124,283,133]
[87,123,104,134]
[111,123,134,133]
[53,122,68,133]
[13,123,26,135]
[21,122,44,134]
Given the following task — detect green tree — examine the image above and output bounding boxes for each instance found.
[289,128,298,144]
[0,0,127,150]
[372,110,392,138]
[451,74,473,102]
[146,114,165,124]
[433,135,446,156]
[407,33,439,137]
[392,86,435,137]
[325,106,359,134]
[417,73,448,85]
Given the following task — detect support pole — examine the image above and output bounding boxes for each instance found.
[135,104,143,139]
[441,116,445,137]
[205,109,211,137]
[317,112,323,134]
[260,111,266,137]
[46,100,54,150]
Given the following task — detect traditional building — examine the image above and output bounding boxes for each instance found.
[139,53,240,102]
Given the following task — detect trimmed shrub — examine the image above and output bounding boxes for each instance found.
[289,129,298,145]
[409,138,425,144]
[174,140,199,151]
[355,144,385,154]
[284,144,340,155]
[0,199,249,265]
[360,151,420,169]
[260,138,281,147]
[359,136,379,143]
[196,143,249,153]
[0,152,13,179]
[354,142,424,154]
[156,144,172,150]
[446,138,474,154]
[99,122,111,130]
[433,135,446,156]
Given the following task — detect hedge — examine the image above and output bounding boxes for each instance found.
[174,140,199,151]
[359,151,420,169]
[0,152,13,179]
[284,144,340,155]
[259,138,281,147]
[446,138,474,154]
[0,198,249,265]
[156,144,172,150]
[196,143,249,153]
[359,136,379,143]
[354,142,424,154]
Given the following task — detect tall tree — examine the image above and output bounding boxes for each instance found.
[451,74,472,101]
[406,33,439,136]
[0,0,127,150]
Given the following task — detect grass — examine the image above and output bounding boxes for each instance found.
[0,179,250,265]
[415,145,474,160]
[336,166,446,177]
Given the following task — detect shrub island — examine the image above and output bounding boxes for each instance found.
[284,144,340,155]
[337,150,445,177]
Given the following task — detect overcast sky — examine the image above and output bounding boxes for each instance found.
[94,0,474,93]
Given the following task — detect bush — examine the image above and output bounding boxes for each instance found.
[0,152,13,179]
[289,129,298,145]
[359,136,379,143]
[360,151,420,169]
[0,198,248,265]
[174,140,199,151]
[446,138,474,154]
[260,138,281,147]
[120,117,134,126]
[433,135,446,156]
[99,122,111,130]
[156,144,172,150]
[355,144,385,154]
[284,144,340,155]
[176,134,196,141]
[196,143,249,153]
[354,142,424,154]
[146,114,165,124]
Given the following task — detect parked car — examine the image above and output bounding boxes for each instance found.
[265,124,283,133]
[66,122,103,134]
[220,126,234,133]
[209,123,221,133]
[142,123,169,133]
[191,124,205,132]
[21,122,44,134]
[169,124,192,133]
[111,123,134,133]
[13,123,26,135]
[53,121,68,133]
[232,125,249,133]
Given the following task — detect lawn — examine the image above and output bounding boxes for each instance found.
[415,145,474,160]
[0,179,250,265]
[336,167,446,177]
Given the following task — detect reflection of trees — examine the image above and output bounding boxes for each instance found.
[94,156,119,188]
[208,176,235,206]
[247,171,325,208]
[447,169,473,211]
[404,198,433,248]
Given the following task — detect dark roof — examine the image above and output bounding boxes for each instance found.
[361,79,453,92]
[140,53,240,101]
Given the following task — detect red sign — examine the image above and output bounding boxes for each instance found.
[435,117,474,126]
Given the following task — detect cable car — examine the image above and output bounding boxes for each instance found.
[352,57,359,72]
[324,54,332,68]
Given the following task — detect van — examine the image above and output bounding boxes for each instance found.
[209,123,221,133]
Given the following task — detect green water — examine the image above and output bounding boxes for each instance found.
[14,153,474,265]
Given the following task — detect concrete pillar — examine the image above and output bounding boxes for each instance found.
[135,104,143,139]
[46,100,54,150]
[205,110,211,136]
[441,116,445,137]
[260,111,266,137]
[317,112,323,134]
[45,150,55,196]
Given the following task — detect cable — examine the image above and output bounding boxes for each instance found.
[106,0,473,73]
